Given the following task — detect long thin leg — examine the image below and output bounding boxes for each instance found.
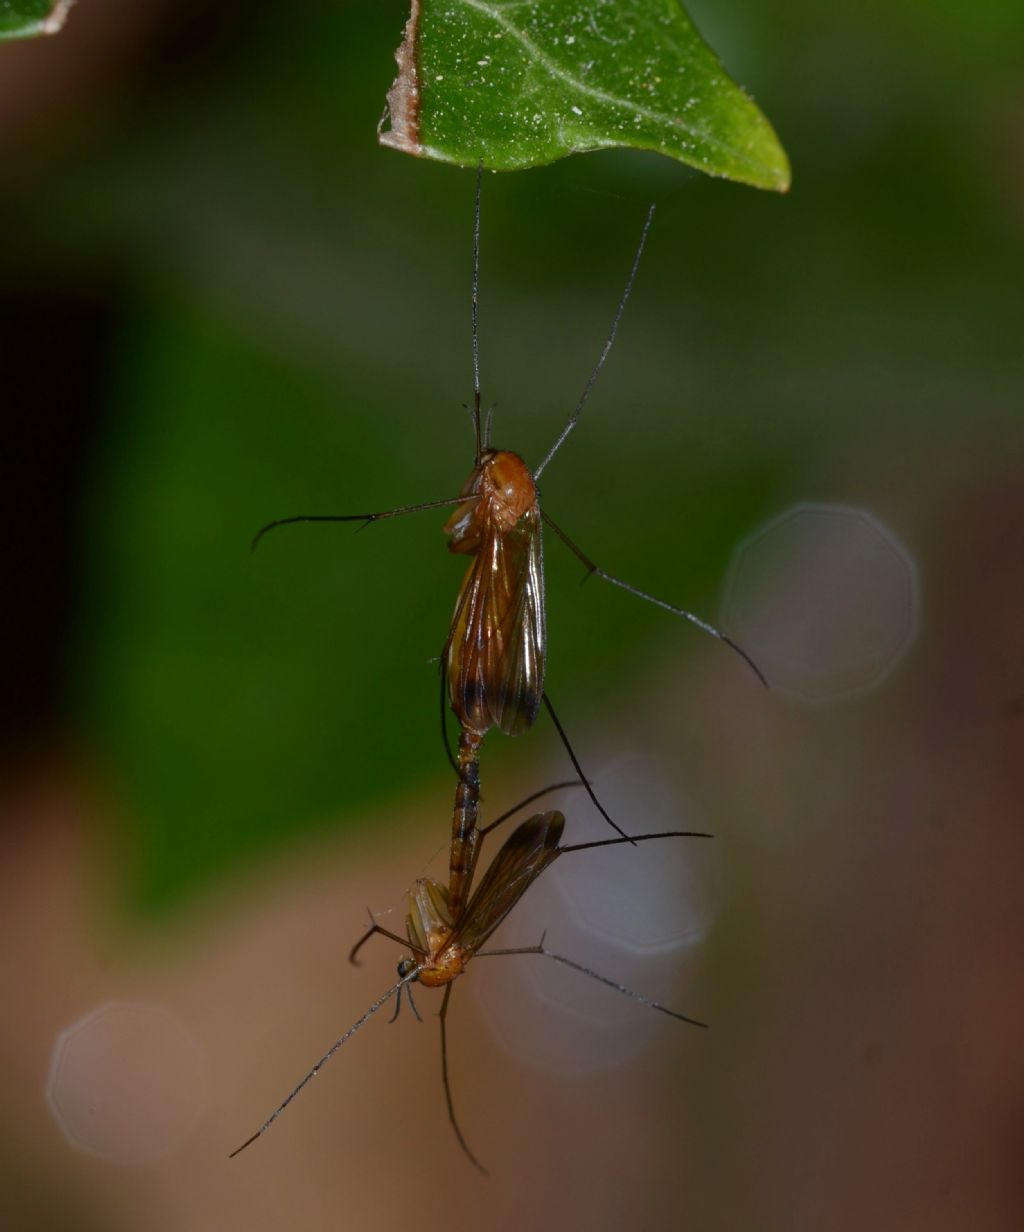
[558,830,712,855]
[452,778,585,920]
[228,968,422,1158]
[349,915,421,967]
[451,780,585,913]
[542,692,632,844]
[439,985,487,1174]
[474,942,707,1029]
[251,493,472,552]
[533,204,655,481]
[479,780,584,837]
[543,511,768,688]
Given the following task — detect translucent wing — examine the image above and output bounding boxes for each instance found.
[447,507,545,737]
[454,811,564,954]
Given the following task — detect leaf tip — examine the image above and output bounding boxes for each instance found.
[769,160,792,194]
[767,140,792,193]
[0,0,76,39]
[743,113,792,193]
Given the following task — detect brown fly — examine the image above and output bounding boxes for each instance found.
[252,169,765,841]
[229,795,711,1172]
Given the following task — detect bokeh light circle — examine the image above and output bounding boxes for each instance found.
[45,1001,207,1164]
[723,503,919,703]
[552,754,717,955]
[472,759,712,1077]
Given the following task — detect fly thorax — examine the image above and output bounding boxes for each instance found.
[486,450,536,530]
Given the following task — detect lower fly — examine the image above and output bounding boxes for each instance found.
[229,792,711,1172]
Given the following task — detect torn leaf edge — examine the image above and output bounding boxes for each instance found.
[378,0,423,157]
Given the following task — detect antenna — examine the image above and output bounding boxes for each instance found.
[229,967,421,1158]
[533,203,655,480]
[471,161,483,465]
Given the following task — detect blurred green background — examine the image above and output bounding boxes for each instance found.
[1,2,1023,1228]
[4,0,1017,911]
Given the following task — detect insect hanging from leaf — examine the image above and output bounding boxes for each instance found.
[252,167,766,844]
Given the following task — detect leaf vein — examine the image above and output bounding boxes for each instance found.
[460,0,768,173]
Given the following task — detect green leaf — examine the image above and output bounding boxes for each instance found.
[0,0,74,39]
[380,0,789,191]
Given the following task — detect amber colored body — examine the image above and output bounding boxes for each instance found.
[443,448,546,918]
[407,810,564,989]
[444,449,545,740]
[447,727,483,918]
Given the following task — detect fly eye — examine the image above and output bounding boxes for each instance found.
[397,958,416,978]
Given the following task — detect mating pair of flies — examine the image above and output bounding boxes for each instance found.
[231,170,766,1172]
